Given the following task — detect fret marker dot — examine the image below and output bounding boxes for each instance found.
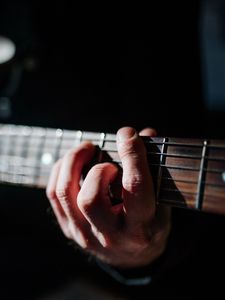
[56,129,63,137]
[222,172,225,183]
[41,153,53,165]
[0,36,16,64]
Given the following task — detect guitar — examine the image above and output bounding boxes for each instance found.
[0,123,225,216]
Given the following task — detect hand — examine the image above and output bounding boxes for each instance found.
[46,127,171,268]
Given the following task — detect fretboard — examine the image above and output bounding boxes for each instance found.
[1,124,225,216]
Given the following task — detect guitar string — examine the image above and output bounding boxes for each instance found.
[0,141,225,175]
[0,175,200,209]
[0,133,225,191]
[0,160,224,192]
[1,128,224,209]
[1,143,225,163]
[0,154,224,174]
[0,170,222,198]
[1,130,225,149]
[9,143,225,162]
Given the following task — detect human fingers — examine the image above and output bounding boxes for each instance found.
[139,127,157,137]
[116,127,155,225]
[77,162,119,246]
[55,142,95,218]
[46,159,72,239]
[139,128,171,249]
[54,142,97,247]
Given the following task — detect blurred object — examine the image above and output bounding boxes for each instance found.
[200,0,225,112]
[0,96,11,119]
[23,56,38,71]
[0,35,16,121]
[0,34,32,121]
[0,35,15,64]
[0,62,23,120]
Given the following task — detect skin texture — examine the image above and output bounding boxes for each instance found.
[46,127,171,268]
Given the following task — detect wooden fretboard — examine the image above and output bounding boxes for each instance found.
[0,124,225,216]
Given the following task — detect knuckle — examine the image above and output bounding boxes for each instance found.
[92,228,114,250]
[128,236,151,253]
[68,224,93,250]
[65,142,94,161]
[46,188,57,201]
[119,144,139,160]
[90,163,116,179]
[119,140,145,160]
[81,237,94,249]
[91,164,106,177]
[125,224,152,252]
[105,235,118,250]
[63,226,73,240]
[123,176,143,193]
[65,149,79,162]
[77,192,95,212]
[56,185,71,202]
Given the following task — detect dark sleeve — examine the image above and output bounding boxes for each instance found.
[95,207,198,286]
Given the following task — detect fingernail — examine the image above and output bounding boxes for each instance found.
[118,127,137,142]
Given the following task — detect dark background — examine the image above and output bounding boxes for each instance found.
[0,0,205,136]
[0,0,225,299]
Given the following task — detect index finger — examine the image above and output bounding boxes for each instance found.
[116,127,155,224]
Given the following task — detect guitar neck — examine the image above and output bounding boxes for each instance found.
[0,124,225,216]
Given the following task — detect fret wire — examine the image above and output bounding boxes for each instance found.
[54,128,63,161]
[34,129,47,186]
[77,131,83,144]
[8,131,16,157]
[99,133,106,149]
[156,138,168,200]
[7,128,17,181]
[98,133,106,162]
[195,141,208,210]
[21,130,31,160]
[18,135,31,184]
